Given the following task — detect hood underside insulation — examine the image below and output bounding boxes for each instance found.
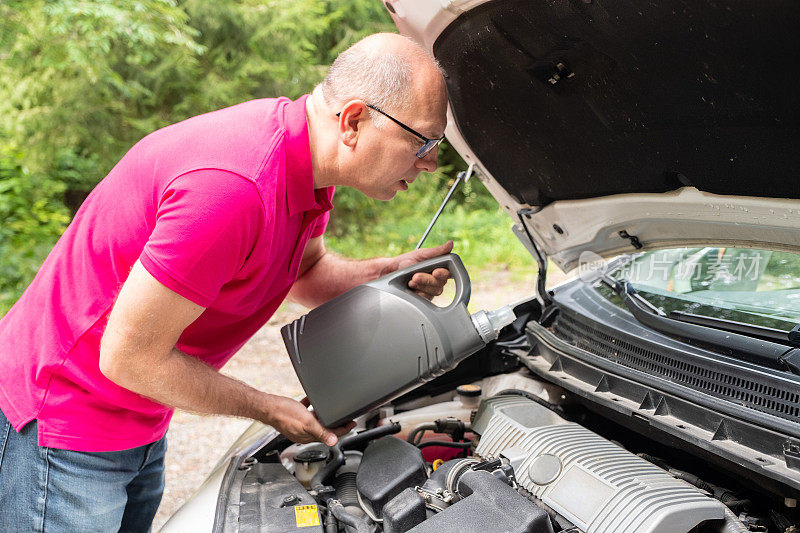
[433,0,800,207]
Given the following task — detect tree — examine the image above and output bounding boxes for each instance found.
[0,1,204,190]
[0,0,506,314]
[0,147,71,314]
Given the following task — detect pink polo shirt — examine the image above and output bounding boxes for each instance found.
[0,95,333,452]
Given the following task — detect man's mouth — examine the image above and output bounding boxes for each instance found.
[399,179,409,190]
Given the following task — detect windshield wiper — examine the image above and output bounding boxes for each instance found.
[669,311,800,347]
[600,275,800,375]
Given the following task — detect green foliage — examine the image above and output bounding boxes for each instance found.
[0,0,527,315]
[327,141,500,237]
[0,0,203,179]
[0,0,396,194]
[327,165,534,275]
[327,203,533,273]
[0,147,70,314]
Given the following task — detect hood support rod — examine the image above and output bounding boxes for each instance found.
[416,163,474,250]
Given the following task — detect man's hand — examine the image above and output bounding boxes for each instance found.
[263,395,355,446]
[380,241,454,300]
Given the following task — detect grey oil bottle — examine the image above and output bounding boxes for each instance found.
[281,254,515,427]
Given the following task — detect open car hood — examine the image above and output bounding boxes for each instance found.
[387,0,800,271]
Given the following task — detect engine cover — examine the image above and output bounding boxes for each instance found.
[472,396,726,533]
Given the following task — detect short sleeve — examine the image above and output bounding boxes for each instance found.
[140,170,265,307]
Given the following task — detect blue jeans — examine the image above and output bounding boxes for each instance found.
[0,408,166,532]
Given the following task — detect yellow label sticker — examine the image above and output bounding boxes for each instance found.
[294,504,321,528]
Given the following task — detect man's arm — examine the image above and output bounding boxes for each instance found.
[288,236,454,308]
[99,260,351,445]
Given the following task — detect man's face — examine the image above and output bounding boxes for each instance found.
[354,76,448,201]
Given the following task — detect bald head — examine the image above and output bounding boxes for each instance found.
[319,33,445,129]
[307,33,448,194]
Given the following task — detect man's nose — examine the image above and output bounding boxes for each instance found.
[415,145,439,173]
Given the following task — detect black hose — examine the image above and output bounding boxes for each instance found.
[324,507,338,533]
[311,423,401,494]
[721,499,751,513]
[329,500,371,533]
[637,453,751,513]
[407,423,436,444]
[334,471,360,509]
[341,422,401,450]
[636,453,671,471]
[423,458,466,495]
[665,468,715,494]
[417,440,472,449]
[668,468,750,511]
[311,445,344,496]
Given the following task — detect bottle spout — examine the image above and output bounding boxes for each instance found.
[487,305,517,333]
[470,305,516,343]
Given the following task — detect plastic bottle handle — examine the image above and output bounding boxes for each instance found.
[386,253,471,311]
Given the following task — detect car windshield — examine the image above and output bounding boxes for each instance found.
[597,247,800,331]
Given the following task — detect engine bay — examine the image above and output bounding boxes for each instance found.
[219,371,799,533]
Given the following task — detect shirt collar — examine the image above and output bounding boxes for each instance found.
[284,94,333,215]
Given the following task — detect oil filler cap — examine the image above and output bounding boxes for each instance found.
[294,450,327,464]
[456,384,482,397]
[529,454,562,485]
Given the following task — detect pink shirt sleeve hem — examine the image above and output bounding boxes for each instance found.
[139,251,215,307]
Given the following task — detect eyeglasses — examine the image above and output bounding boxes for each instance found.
[336,104,445,159]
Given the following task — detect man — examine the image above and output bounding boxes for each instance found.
[0,33,450,531]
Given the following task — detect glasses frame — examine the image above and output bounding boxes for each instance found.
[336,104,444,159]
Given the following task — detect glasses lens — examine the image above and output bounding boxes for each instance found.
[416,138,442,159]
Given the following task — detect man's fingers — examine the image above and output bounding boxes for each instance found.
[411,285,443,301]
[416,240,454,260]
[397,241,454,296]
[434,240,454,254]
[396,241,454,271]
[409,272,449,291]
[313,423,338,446]
[432,268,451,280]
[409,273,430,287]
[266,395,345,446]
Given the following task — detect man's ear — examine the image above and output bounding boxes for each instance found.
[338,100,368,148]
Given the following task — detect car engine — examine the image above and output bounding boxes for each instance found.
[219,372,794,533]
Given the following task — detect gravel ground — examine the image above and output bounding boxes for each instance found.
[152,269,547,530]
